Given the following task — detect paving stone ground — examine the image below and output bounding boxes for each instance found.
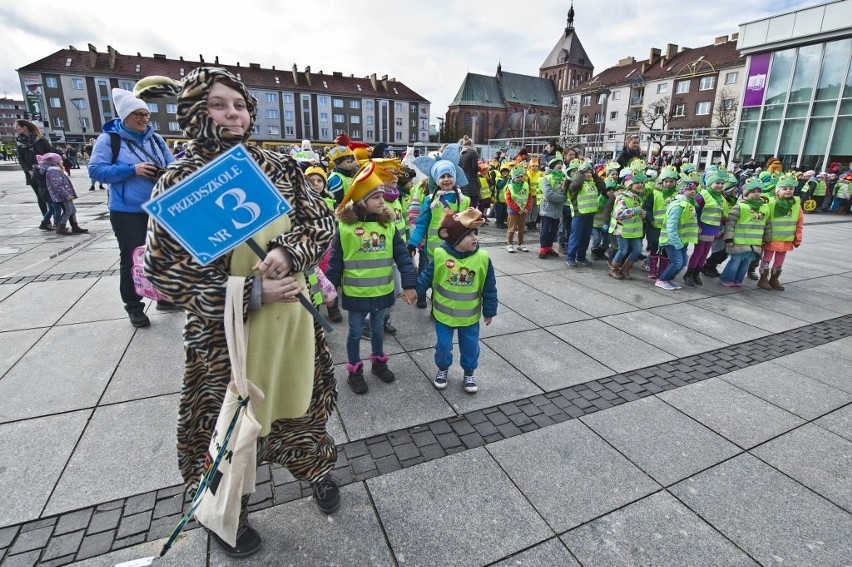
[1,165,851,566]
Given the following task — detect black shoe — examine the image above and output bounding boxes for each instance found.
[371,361,396,383]
[747,269,759,281]
[210,523,263,558]
[155,301,182,312]
[416,296,427,309]
[683,269,695,287]
[361,325,371,340]
[129,311,150,328]
[383,316,397,335]
[637,253,647,260]
[99,184,106,190]
[347,371,368,394]
[70,225,89,234]
[89,186,95,191]
[692,270,703,286]
[701,265,720,278]
[326,305,343,323]
[311,475,341,514]
[38,221,53,231]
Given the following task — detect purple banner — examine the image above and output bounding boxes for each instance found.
[743,52,771,107]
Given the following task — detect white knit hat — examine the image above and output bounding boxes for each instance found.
[112,88,148,121]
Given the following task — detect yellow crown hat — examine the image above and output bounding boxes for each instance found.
[337,162,385,212]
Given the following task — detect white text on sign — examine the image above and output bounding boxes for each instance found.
[166,165,243,217]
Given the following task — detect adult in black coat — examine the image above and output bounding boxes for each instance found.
[15,119,52,215]
[617,134,642,169]
[458,135,481,209]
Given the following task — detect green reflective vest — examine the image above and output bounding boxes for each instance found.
[431,247,488,327]
[765,197,801,242]
[305,268,322,306]
[339,221,395,297]
[593,194,608,228]
[609,193,643,238]
[426,194,470,258]
[328,171,352,202]
[573,179,599,215]
[698,189,726,226]
[479,177,492,200]
[507,181,530,210]
[733,203,770,245]
[387,197,408,242]
[652,190,677,229]
[660,199,698,246]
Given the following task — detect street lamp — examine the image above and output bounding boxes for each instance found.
[596,89,611,163]
[70,98,86,134]
[521,105,532,148]
[437,116,444,143]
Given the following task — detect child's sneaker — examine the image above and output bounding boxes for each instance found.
[655,279,677,291]
[719,280,738,288]
[506,244,515,253]
[517,244,529,252]
[434,369,448,390]
[463,374,478,394]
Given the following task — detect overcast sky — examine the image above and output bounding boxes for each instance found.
[0,0,826,126]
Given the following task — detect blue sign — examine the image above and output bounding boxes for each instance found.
[144,144,292,265]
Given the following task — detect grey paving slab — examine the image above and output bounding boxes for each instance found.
[770,348,852,394]
[774,284,852,315]
[601,309,727,358]
[658,378,805,449]
[478,304,540,339]
[45,394,183,516]
[0,319,135,423]
[728,289,841,324]
[815,336,852,363]
[815,405,852,443]
[528,272,637,317]
[492,537,579,567]
[752,423,852,513]
[548,319,674,373]
[720,361,852,420]
[488,419,660,532]
[0,278,95,331]
[493,276,591,326]
[648,302,768,344]
[57,276,128,325]
[671,454,852,567]
[0,282,23,302]
[101,312,186,404]
[335,352,455,441]
[787,274,852,303]
[368,447,552,567]
[0,410,90,528]
[581,396,741,486]
[488,253,546,276]
[210,483,393,566]
[0,328,46,377]
[41,251,117,276]
[562,491,759,567]
[69,525,206,566]
[483,328,614,391]
[410,340,543,414]
[690,296,807,333]
[562,269,681,309]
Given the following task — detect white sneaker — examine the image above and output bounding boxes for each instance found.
[506,244,515,253]
[434,369,448,389]
[518,244,529,252]
[463,374,478,393]
[655,279,677,291]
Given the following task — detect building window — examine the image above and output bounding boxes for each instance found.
[321,127,329,137]
[699,76,716,91]
[267,109,279,119]
[284,110,294,120]
[264,93,276,103]
[350,100,360,109]
[268,125,280,136]
[333,114,345,123]
[724,71,738,84]
[166,104,177,114]
[318,96,328,106]
[285,126,295,136]
[72,78,84,90]
[366,101,373,110]
[722,98,736,110]
[598,93,607,104]
[169,121,180,131]
[396,131,402,141]
[333,99,344,108]
[49,97,61,108]
[582,95,591,106]
[673,104,686,117]
[53,116,64,127]
[366,129,373,138]
[45,77,58,88]
[351,115,360,124]
[610,111,618,120]
[120,80,133,91]
[351,129,361,138]
[657,83,668,94]
[251,125,259,134]
[366,116,373,126]
[675,80,690,94]
[607,131,615,140]
[581,115,589,125]
[283,94,293,104]
[320,112,329,121]
[146,102,159,113]
[395,102,403,113]
[695,101,711,115]
[611,90,620,100]
[151,121,161,131]
[395,117,403,127]
[81,117,90,130]
[594,112,602,123]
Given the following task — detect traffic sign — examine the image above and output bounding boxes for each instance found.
[144,144,292,265]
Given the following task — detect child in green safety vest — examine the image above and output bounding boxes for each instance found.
[416,207,497,394]
[494,163,511,229]
[645,165,679,279]
[304,165,343,323]
[326,163,418,395]
[526,158,542,232]
[757,173,803,291]
[608,170,647,280]
[719,178,770,287]
[505,165,533,252]
[655,179,698,290]
[478,164,493,224]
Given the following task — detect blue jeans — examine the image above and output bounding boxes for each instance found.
[435,320,480,374]
[43,202,62,225]
[591,227,609,251]
[720,251,756,284]
[539,215,560,248]
[613,236,643,263]
[659,245,687,281]
[557,206,572,247]
[347,308,386,365]
[567,213,594,261]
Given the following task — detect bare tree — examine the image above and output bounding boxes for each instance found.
[639,96,676,156]
[559,98,581,148]
[713,87,739,164]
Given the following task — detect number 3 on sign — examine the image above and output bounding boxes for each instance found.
[215,188,260,230]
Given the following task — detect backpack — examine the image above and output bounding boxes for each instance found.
[131,245,164,301]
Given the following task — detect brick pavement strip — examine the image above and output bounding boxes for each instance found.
[5,315,852,564]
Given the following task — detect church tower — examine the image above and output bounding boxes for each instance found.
[539,2,594,98]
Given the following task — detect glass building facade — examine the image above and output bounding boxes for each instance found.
[733,1,852,171]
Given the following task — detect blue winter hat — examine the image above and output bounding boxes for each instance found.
[431,160,456,181]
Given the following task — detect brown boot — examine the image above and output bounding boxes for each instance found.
[621,259,635,280]
[768,268,785,290]
[55,223,73,235]
[756,268,772,290]
[609,260,624,280]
